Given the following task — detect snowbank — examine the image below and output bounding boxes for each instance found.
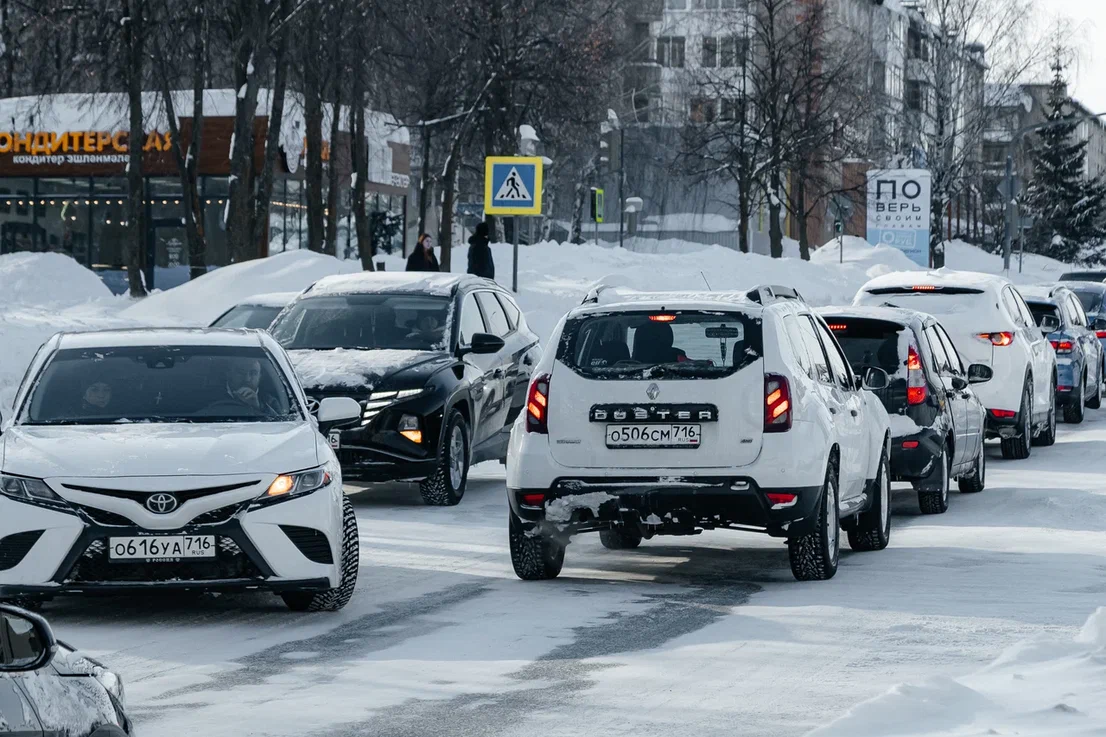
[808,607,1106,737]
[121,250,359,327]
[943,239,1070,285]
[0,252,131,412]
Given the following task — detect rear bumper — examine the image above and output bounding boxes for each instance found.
[889,429,941,481]
[985,412,1020,439]
[507,477,824,539]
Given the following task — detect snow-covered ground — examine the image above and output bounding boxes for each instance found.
[0,237,1103,736]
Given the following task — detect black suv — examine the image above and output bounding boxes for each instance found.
[0,604,132,735]
[271,272,540,506]
[819,307,992,514]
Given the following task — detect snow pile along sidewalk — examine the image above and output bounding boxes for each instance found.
[807,607,1106,737]
[122,249,360,326]
[0,252,132,411]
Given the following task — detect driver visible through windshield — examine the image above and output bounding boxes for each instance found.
[22,345,300,425]
[270,294,452,351]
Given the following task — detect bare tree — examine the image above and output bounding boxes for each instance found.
[122,0,147,296]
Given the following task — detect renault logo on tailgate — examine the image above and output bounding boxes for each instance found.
[146,493,179,514]
[646,383,660,400]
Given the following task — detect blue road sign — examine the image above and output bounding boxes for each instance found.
[484,156,543,216]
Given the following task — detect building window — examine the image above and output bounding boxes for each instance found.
[657,37,686,68]
[690,98,717,123]
[702,37,717,68]
[632,23,652,63]
[906,80,926,113]
[888,65,903,100]
[720,36,747,68]
[633,93,651,123]
[908,22,927,61]
[665,0,687,9]
[720,97,743,121]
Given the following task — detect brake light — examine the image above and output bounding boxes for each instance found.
[907,345,927,405]
[990,409,1017,419]
[912,285,938,291]
[766,492,798,509]
[649,314,677,322]
[827,324,847,331]
[977,332,1015,346]
[520,492,545,507]
[526,373,551,434]
[764,374,792,433]
[901,440,920,449]
[1050,340,1073,353]
[1097,331,1106,339]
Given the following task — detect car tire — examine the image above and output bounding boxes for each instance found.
[419,410,470,506]
[847,445,891,552]
[958,440,986,493]
[3,596,47,612]
[1088,373,1102,409]
[1001,383,1033,460]
[509,511,564,580]
[599,526,644,550]
[917,444,950,515]
[1034,379,1057,446]
[788,459,840,581]
[281,496,360,612]
[1063,374,1086,423]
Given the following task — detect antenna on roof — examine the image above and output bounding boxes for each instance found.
[700,272,712,291]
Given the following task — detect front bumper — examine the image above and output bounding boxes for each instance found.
[507,477,824,539]
[0,483,344,598]
[334,446,438,482]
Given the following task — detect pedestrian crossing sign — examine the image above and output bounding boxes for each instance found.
[484,156,543,216]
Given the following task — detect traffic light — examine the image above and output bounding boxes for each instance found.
[600,122,621,171]
[591,188,605,223]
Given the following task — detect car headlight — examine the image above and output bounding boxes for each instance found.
[261,466,333,502]
[0,474,69,510]
[362,388,427,425]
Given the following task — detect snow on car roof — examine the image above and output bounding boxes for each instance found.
[1065,281,1106,293]
[860,268,1009,294]
[305,271,471,297]
[57,328,266,350]
[235,291,301,308]
[573,288,763,317]
[816,305,928,327]
[1018,285,1063,302]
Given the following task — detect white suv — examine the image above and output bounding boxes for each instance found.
[506,286,892,582]
[854,271,1057,459]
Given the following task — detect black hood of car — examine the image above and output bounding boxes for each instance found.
[288,348,455,393]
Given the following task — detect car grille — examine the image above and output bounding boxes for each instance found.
[0,530,44,571]
[75,505,135,527]
[65,537,264,583]
[279,526,334,565]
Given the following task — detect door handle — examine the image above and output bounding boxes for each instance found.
[829,407,838,415]
[850,409,858,417]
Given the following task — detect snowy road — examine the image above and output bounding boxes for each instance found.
[44,415,1106,737]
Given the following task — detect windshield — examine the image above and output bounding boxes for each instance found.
[271,294,452,351]
[858,291,992,321]
[23,345,300,425]
[557,310,763,380]
[1072,289,1103,315]
[211,305,284,330]
[1061,272,1106,282]
[825,319,907,376]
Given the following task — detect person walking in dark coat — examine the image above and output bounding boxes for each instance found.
[467,222,495,279]
[406,233,440,272]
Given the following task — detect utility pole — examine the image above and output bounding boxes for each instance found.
[618,128,625,249]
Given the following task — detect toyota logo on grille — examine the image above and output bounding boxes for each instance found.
[146,493,179,514]
[646,383,661,401]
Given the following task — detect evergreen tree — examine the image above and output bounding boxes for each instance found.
[1025,50,1106,262]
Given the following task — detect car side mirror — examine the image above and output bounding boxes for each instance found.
[860,366,890,391]
[1095,317,1106,332]
[967,363,993,384]
[0,605,57,673]
[950,376,968,391]
[315,396,361,433]
[1039,314,1061,333]
[459,332,505,357]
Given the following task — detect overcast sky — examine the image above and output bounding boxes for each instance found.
[1035,0,1106,112]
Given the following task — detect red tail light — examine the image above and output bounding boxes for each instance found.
[764,374,792,433]
[766,492,797,508]
[901,440,920,449]
[526,373,551,434]
[1096,331,1106,339]
[977,332,1015,347]
[1050,340,1073,353]
[649,314,677,322]
[907,345,927,405]
[520,492,545,507]
[990,409,1017,419]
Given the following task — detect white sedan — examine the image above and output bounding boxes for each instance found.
[0,328,361,611]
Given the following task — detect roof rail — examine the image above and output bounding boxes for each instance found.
[745,284,805,305]
[581,283,618,305]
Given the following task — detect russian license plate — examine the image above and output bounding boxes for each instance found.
[328,430,341,449]
[605,424,701,448]
[108,535,216,560]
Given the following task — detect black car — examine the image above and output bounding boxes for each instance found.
[1059,270,1106,283]
[1067,281,1106,381]
[209,291,300,329]
[270,272,541,506]
[0,604,132,735]
[819,307,992,514]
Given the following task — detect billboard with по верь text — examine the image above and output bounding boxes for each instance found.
[866,169,931,267]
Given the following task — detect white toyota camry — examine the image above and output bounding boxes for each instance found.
[0,329,362,611]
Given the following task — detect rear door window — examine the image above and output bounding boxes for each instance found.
[925,326,952,375]
[458,293,488,345]
[815,320,854,389]
[1002,287,1026,326]
[1067,294,1088,327]
[497,293,521,331]
[797,316,832,385]
[934,324,965,376]
[557,310,763,380]
[1073,289,1103,315]
[1012,290,1036,328]
[784,315,814,378]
